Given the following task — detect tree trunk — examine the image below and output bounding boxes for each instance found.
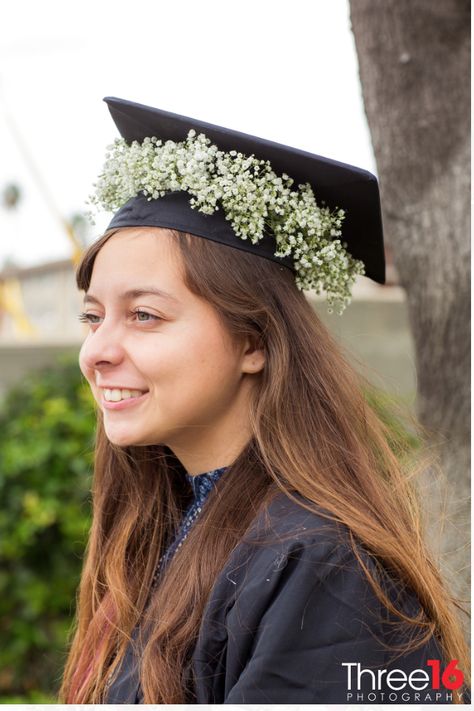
[348,0,470,622]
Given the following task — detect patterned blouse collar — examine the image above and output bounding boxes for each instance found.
[185,465,229,502]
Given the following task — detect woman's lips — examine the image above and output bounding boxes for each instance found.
[101,391,149,410]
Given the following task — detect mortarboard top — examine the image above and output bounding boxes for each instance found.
[103,96,385,285]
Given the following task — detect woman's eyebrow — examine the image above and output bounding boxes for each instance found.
[83,287,180,305]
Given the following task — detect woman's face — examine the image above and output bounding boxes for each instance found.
[79,228,264,474]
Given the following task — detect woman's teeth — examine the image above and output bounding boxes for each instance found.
[103,388,145,402]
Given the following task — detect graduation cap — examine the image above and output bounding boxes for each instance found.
[94,96,385,311]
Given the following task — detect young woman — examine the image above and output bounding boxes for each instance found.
[59,97,470,704]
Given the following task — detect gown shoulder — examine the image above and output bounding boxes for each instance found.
[190,491,461,704]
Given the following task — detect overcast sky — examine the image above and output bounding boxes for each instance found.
[0,0,376,268]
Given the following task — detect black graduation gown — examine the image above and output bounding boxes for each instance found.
[105,491,466,704]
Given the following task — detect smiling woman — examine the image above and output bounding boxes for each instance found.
[78,227,263,468]
[58,97,470,704]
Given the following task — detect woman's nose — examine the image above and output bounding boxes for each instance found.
[79,323,126,371]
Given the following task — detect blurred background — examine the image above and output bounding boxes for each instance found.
[0,0,469,702]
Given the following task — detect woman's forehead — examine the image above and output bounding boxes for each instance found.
[94,227,179,271]
[89,228,186,299]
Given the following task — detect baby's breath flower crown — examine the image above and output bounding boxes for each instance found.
[89,130,366,314]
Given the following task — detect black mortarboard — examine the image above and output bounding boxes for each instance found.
[102,96,385,285]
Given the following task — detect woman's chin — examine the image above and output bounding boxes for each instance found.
[105,427,162,447]
[104,427,150,448]
[106,435,133,448]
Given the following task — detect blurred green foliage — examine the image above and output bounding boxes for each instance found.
[363,382,421,455]
[0,355,95,701]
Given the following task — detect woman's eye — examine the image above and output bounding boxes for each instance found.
[132,309,161,323]
[77,310,161,325]
[78,312,102,324]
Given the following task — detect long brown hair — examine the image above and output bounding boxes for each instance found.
[59,227,470,703]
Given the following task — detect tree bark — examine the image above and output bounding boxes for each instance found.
[348,0,470,620]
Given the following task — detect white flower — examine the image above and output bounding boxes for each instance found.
[88,130,365,314]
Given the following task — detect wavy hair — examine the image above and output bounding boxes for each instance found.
[58,227,470,703]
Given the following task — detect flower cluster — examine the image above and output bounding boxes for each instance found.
[88,130,366,314]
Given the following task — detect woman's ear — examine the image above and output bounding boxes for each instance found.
[240,336,265,374]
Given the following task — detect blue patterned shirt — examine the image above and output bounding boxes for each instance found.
[151,465,229,587]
